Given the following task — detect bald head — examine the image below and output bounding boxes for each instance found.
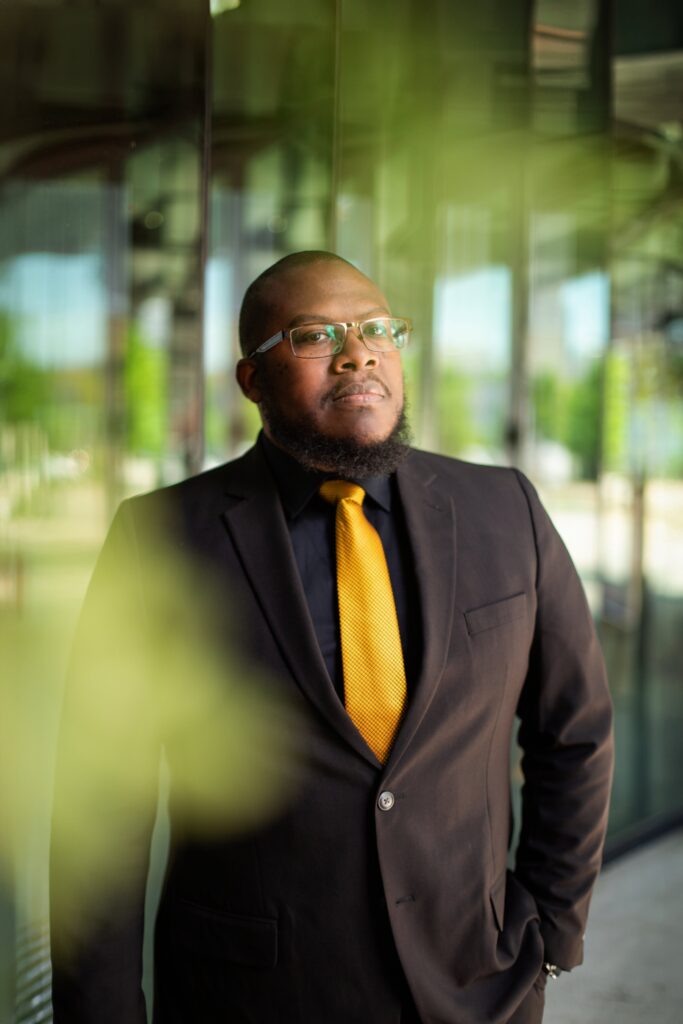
[238,251,370,356]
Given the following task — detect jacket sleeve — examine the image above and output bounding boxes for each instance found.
[50,499,158,1024]
[512,470,614,971]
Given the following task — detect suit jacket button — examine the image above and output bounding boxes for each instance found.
[378,790,395,811]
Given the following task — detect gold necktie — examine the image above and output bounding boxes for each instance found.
[319,480,407,763]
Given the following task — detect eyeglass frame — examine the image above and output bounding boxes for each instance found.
[249,316,413,359]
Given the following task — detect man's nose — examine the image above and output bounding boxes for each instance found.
[331,327,378,372]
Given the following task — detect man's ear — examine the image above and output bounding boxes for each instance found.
[236,357,262,404]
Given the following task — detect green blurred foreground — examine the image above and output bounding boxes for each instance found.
[0,489,297,952]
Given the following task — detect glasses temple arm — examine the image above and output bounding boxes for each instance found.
[251,330,286,356]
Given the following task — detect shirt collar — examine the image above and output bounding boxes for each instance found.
[259,432,392,518]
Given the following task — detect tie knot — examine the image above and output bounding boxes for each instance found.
[319,480,366,507]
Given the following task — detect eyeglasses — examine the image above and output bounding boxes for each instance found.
[250,317,412,359]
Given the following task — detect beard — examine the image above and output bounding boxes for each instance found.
[257,370,413,479]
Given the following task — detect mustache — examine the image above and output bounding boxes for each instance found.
[322,374,391,404]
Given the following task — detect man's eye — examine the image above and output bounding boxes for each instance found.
[364,321,389,337]
[300,329,330,345]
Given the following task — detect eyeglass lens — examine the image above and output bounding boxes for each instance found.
[290,318,409,357]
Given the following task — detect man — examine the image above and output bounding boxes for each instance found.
[51,251,614,1023]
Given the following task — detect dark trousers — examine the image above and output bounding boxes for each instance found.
[400,974,546,1024]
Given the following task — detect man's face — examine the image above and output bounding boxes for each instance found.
[239,261,405,453]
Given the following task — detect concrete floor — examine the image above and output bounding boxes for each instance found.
[545,829,683,1024]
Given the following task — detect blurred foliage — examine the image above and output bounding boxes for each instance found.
[533,341,683,480]
[602,350,630,474]
[565,360,603,481]
[435,366,477,454]
[0,312,49,427]
[532,372,569,445]
[2,522,299,950]
[124,325,167,455]
[532,363,602,480]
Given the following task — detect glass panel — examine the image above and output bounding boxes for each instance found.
[602,9,683,838]
[526,0,683,844]
[0,2,208,1018]
[605,26,683,829]
[334,0,536,458]
[206,0,337,459]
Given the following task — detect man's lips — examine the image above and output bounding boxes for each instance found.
[328,380,388,405]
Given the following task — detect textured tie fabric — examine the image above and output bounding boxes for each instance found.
[319,480,407,763]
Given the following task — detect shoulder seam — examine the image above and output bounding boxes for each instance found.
[511,468,540,592]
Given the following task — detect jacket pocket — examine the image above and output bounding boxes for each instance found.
[465,592,527,636]
[170,899,278,968]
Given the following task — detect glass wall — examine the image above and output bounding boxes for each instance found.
[602,1,683,834]
[1,1,682,1020]
[0,5,209,1021]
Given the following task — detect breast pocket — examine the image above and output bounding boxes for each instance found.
[464,592,528,636]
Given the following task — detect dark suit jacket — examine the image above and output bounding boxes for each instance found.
[50,443,614,1024]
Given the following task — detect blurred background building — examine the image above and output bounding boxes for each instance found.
[1,1,682,1021]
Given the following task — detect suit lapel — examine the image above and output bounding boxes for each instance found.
[386,454,458,771]
[220,445,377,765]
[218,445,457,771]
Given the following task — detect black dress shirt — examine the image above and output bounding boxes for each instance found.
[260,433,422,700]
